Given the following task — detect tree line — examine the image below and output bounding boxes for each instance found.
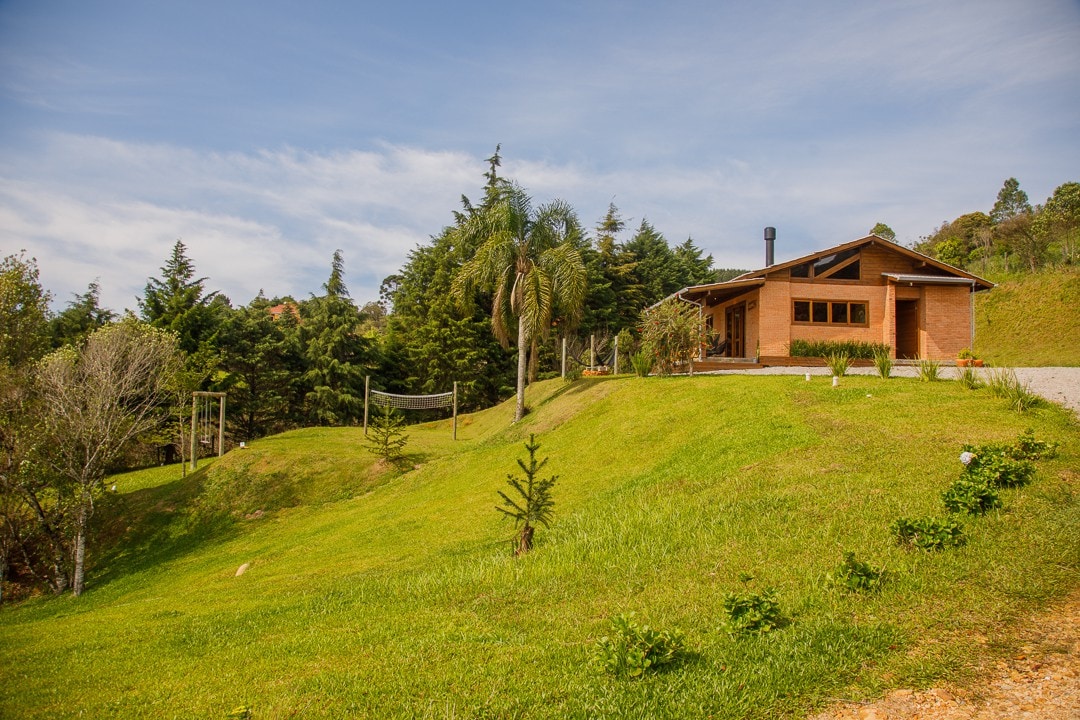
[914,178,1080,274]
[0,149,721,598]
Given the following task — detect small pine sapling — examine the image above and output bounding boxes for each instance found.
[496,434,557,556]
[366,405,409,463]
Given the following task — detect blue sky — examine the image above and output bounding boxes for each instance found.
[2,0,1078,312]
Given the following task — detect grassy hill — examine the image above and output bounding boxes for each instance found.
[975,268,1080,366]
[1,375,1078,719]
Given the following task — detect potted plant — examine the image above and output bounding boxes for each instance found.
[956,348,984,368]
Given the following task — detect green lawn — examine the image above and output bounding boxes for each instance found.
[1,375,1078,719]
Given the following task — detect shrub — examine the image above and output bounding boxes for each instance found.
[964,453,1035,489]
[593,613,685,678]
[830,552,885,593]
[872,349,893,379]
[1011,428,1058,460]
[788,339,890,359]
[825,352,850,377]
[639,298,707,376]
[915,357,941,382]
[942,478,1001,515]
[629,350,654,378]
[891,516,965,550]
[722,587,785,635]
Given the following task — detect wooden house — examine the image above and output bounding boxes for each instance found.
[673,233,993,363]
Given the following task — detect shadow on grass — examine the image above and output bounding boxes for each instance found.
[88,470,241,591]
[530,375,627,410]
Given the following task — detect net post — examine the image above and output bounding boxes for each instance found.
[590,334,595,370]
[217,394,226,457]
[561,337,566,378]
[452,381,458,440]
[614,334,619,375]
[190,393,198,472]
[363,375,370,436]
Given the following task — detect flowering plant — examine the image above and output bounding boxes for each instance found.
[637,299,708,376]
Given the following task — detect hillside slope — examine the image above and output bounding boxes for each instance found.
[1,375,1078,719]
[975,268,1080,366]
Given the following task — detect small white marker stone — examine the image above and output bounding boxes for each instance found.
[832,376,839,387]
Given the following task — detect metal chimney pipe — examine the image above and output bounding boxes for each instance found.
[764,226,776,267]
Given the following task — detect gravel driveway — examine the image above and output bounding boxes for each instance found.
[698,365,1080,416]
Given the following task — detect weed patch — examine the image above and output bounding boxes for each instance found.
[593,613,685,678]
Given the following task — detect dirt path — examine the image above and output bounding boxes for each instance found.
[809,590,1080,719]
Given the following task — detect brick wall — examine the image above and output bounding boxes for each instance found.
[920,285,973,359]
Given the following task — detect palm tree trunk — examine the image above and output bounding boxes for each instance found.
[515,318,528,422]
[528,338,539,384]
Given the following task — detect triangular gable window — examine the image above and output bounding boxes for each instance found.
[789,248,860,280]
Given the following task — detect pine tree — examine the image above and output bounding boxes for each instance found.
[50,280,115,349]
[139,240,219,354]
[496,434,557,556]
[302,250,372,425]
[365,405,408,463]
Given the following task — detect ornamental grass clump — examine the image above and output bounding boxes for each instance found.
[593,613,685,678]
[915,357,941,382]
[629,350,654,377]
[872,349,893,379]
[956,363,981,390]
[788,339,889,359]
[825,352,850,377]
[984,369,1042,412]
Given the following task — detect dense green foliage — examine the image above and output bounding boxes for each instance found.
[639,297,707,375]
[831,552,885,593]
[891,516,966,550]
[788,338,890,359]
[722,586,785,635]
[915,178,1079,273]
[593,613,686,677]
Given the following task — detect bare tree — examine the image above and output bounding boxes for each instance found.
[36,319,181,596]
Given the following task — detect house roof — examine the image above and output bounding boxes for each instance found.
[666,235,993,306]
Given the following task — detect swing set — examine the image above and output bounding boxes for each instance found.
[190,391,226,471]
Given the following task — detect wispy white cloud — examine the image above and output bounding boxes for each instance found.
[0,136,492,311]
[1,1,1077,311]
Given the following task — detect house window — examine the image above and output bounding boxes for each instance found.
[790,248,860,280]
[793,300,869,326]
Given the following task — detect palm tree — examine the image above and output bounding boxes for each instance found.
[453,183,587,422]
